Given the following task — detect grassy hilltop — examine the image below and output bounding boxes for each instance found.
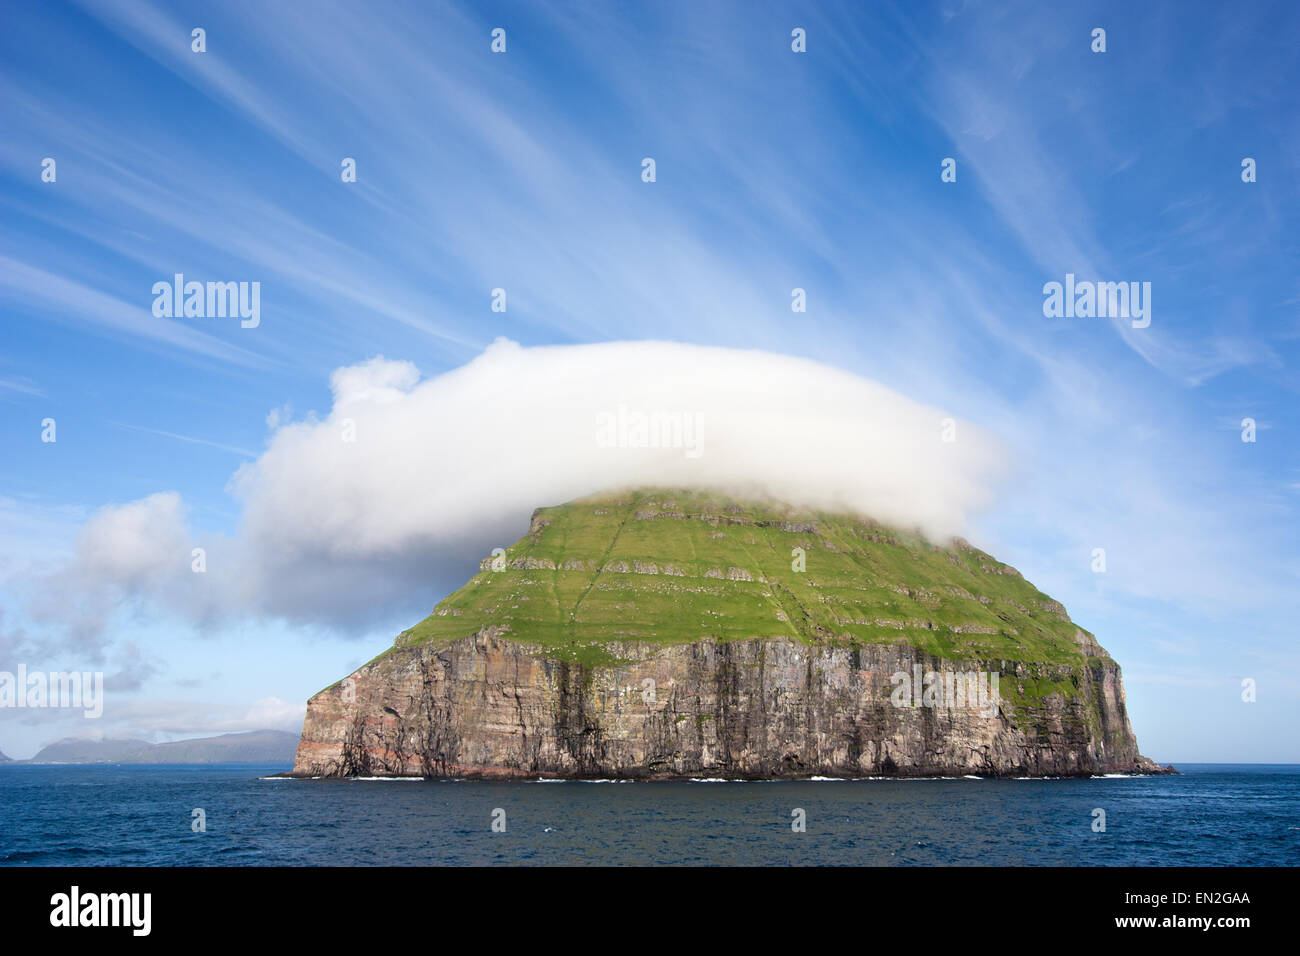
[388,488,1093,682]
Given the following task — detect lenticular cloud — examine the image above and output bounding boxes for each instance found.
[236,337,1004,552]
[35,338,1008,637]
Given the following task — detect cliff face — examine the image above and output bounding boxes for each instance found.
[292,489,1168,779]
[293,631,1164,778]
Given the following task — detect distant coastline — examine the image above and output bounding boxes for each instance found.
[3,730,297,765]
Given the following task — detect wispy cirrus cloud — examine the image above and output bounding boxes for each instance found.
[0,0,1295,763]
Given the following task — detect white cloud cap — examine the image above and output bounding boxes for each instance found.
[28,339,1006,637]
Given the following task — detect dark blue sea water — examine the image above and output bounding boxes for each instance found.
[0,763,1295,866]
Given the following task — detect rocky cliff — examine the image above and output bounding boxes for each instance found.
[291,488,1169,779]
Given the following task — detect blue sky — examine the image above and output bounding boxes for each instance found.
[1,0,1297,761]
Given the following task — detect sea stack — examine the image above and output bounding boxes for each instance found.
[291,488,1170,779]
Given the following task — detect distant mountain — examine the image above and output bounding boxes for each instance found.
[0,749,11,763]
[140,730,299,764]
[27,730,299,765]
[30,738,151,763]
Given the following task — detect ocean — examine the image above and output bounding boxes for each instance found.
[1,763,1295,866]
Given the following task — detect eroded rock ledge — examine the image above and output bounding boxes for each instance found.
[289,632,1171,779]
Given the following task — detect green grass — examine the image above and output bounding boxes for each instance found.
[384,487,1100,694]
